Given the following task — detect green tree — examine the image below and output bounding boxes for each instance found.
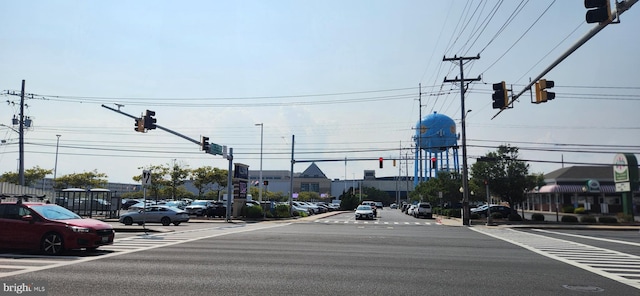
[191,166,227,198]
[54,170,108,189]
[361,186,392,205]
[133,164,169,201]
[409,171,463,205]
[470,145,530,208]
[0,166,53,187]
[168,161,190,200]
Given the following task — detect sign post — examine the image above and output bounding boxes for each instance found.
[613,153,638,218]
[142,169,151,233]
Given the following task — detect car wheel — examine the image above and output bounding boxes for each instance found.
[122,216,133,225]
[41,232,64,255]
[173,222,181,226]
[161,217,171,226]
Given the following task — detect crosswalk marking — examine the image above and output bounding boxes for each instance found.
[314,219,436,226]
[471,227,640,290]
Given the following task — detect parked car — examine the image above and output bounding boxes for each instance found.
[119,205,189,226]
[121,199,141,210]
[414,202,433,218]
[355,205,375,220]
[406,204,417,216]
[471,205,513,218]
[0,201,115,255]
[205,201,227,218]
[185,200,214,216]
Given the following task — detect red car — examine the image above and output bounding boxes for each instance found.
[0,201,115,255]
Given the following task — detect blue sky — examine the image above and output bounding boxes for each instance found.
[0,0,638,184]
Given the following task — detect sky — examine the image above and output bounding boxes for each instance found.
[0,0,639,185]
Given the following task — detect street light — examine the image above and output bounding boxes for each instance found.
[255,123,264,218]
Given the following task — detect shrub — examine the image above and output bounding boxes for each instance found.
[579,215,596,223]
[598,216,618,224]
[449,209,462,218]
[616,213,634,222]
[562,206,575,213]
[275,204,290,218]
[244,206,264,218]
[470,213,480,219]
[531,213,545,221]
[508,213,523,221]
[561,215,579,223]
[574,207,586,214]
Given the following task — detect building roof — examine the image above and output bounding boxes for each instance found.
[544,166,614,183]
[299,163,327,178]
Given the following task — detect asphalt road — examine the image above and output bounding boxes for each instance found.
[1,209,638,295]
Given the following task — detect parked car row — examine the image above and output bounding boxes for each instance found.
[402,202,433,219]
[470,204,514,218]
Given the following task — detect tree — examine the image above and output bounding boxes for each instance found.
[361,186,392,205]
[409,171,462,206]
[0,166,53,187]
[168,161,190,200]
[470,145,529,208]
[53,170,108,189]
[191,166,227,198]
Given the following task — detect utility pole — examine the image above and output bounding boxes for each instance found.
[418,83,422,183]
[18,80,25,186]
[443,55,481,226]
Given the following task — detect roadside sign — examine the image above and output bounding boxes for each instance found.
[142,170,151,186]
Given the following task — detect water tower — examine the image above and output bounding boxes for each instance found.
[414,112,459,186]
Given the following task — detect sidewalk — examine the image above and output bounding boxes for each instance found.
[434,213,640,230]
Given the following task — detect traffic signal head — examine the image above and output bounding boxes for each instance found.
[143,110,157,130]
[431,157,437,168]
[585,0,611,24]
[134,117,144,132]
[379,157,383,169]
[491,81,508,109]
[534,79,555,104]
[201,136,210,152]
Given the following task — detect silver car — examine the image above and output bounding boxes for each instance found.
[119,205,189,226]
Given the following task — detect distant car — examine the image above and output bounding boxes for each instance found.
[471,205,513,218]
[119,205,189,226]
[390,203,398,209]
[355,205,375,220]
[185,200,214,216]
[361,201,377,217]
[406,204,417,216]
[0,201,115,255]
[205,201,227,218]
[375,202,383,209]
[121,199,141,210]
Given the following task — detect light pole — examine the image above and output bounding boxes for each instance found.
[54,134,61,186]
[255,123,264,217]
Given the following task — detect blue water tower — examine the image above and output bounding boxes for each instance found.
[414,112,459,185]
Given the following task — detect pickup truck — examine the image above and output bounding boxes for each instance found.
[415,202,433,219]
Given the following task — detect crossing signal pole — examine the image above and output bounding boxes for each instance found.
[443,54,481,227]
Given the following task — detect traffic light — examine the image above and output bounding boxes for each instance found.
[143,110,157,130]
[379,157,383,168]
[491,81,508,109]
[263,180,269,186]
[431,157,437,169]
[585,0,611,24]
[534,79,555,103]
[201,136,210,152]
[134,118,144,132]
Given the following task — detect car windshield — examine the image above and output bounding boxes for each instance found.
[357,205,371,210]
[30,205,82,220]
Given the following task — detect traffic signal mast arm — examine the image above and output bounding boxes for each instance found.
[491,0,637,119]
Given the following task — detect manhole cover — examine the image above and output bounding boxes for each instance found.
[562,285,604,292]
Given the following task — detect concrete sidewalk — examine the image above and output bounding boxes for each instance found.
[434,214,640,230]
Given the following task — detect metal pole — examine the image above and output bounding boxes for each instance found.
[486,181,491,225]
[226,148,233,222]
[19,80,25,186]
[289,135,295,217]
[255,123,264,218]
[53,134,61,188]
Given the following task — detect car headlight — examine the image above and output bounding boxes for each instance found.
[68,225,90,233]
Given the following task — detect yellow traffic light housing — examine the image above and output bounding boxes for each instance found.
[534,79,555,104]
[134,118,145,132]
